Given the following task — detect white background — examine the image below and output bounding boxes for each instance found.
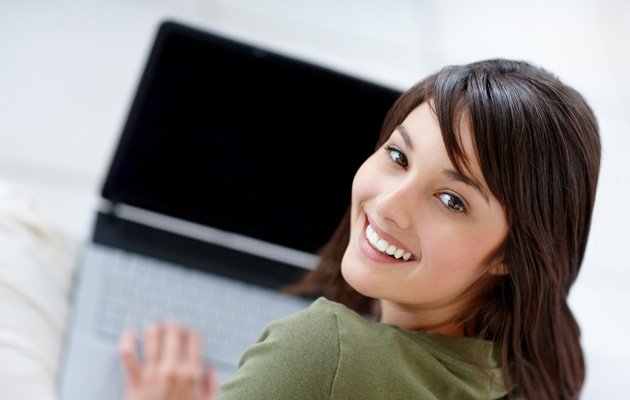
[1,0,628,397]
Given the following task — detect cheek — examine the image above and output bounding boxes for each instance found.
[419,221,503,278]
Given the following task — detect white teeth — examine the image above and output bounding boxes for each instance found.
[365,223,414,261]
[367,225,374,236]
[376,239,389,252]
[368,231,379,245]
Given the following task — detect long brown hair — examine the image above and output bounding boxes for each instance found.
[286,59,600,399]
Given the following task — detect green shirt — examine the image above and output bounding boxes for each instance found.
[217,297,507,399]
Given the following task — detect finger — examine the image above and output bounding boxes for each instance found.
[184,329,203,367]
[143,323,161,364]
[118,330,141,387]
[204,366,220,399]
[163,320,183,364]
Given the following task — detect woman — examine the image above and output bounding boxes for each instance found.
[119,59,600,399]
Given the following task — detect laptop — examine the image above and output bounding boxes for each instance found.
[58,20,401,400]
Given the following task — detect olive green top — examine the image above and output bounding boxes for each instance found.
[217,297,507,399]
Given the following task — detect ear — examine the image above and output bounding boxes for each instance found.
[488,259,508,276]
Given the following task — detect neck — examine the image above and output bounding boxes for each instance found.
[379,299,469,336]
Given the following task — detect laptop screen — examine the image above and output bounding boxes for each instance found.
[102,21,401,257]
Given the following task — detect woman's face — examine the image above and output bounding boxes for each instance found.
[341,102,508,332]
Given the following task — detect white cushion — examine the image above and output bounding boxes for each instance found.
[0,183,78,399]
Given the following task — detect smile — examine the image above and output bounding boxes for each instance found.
[365,224,415,261]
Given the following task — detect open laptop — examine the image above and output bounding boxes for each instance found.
[58,20,400,399]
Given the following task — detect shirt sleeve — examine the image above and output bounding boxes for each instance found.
[216,298,340,400]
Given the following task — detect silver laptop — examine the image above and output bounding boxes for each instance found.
[58,20,400,400]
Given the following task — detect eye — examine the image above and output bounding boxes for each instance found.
[436,193,466,214]
[384,145,408,168]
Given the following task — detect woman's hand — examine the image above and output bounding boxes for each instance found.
[118,321,219,400]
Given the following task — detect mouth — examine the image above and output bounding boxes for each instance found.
[359,216,417,264]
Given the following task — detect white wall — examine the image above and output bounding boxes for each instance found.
[1,0,628,397]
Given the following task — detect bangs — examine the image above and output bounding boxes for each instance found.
[430,66,511,209]
[430,79,475,179]
[428,93,472,178]
[375,61,522,211]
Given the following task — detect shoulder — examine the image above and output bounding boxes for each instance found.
[256,296,373,351]
[216,297,344,400]
[259,297,343,343]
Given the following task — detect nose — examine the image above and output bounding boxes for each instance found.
[373,180,415,231]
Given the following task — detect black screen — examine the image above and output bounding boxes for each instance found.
[102,21,401,255]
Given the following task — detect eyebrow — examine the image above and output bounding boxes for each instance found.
[395,126,414,150]
[443,169,490,203]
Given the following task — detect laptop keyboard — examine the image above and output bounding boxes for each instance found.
[90,244,311,377]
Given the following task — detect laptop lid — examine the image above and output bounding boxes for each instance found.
[97,20,401,274]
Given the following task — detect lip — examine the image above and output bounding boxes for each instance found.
[358,216,416,264]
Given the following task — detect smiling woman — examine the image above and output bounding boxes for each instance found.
[120,59,601,400]
[284,59,601,399]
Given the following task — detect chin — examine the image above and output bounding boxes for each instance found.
[340,247,382,300]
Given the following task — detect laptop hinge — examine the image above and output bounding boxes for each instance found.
[96,199,318,270]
